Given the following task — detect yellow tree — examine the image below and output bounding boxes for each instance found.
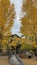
[0,0,15,37]
[0,0,15,53]
[20,0,37,59]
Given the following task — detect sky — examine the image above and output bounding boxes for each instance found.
[10,0,22,36]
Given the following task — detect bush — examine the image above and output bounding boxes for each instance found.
[21,43,33,50]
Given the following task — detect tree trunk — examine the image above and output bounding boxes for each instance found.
[35,36,37,60]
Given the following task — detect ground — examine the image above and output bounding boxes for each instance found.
[0,56,10,65]
[0,56,37,65]
[22,57,37,65]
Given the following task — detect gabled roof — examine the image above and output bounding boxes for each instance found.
[10,34,21,38]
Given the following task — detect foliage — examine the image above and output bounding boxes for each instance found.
[20,0,37,48]
[21,43,35,50]
[0,0,15,36]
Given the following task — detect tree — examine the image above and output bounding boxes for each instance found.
[20,0,37,60]
[0,0,15,36]
[0,0,15,52]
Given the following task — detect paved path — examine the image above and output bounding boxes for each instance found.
[0,56,37,65]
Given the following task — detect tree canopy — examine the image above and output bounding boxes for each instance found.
[0,0,15,36]
[20,0,37,49]
[21,0,37,38]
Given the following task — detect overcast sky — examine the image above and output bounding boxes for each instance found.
[10,0,22,36]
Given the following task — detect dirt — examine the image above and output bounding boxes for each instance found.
[0,56,37,65]
[0,56,10,65]
[22,56,37,65]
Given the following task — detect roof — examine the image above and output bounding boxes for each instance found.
[10,34,21,38]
